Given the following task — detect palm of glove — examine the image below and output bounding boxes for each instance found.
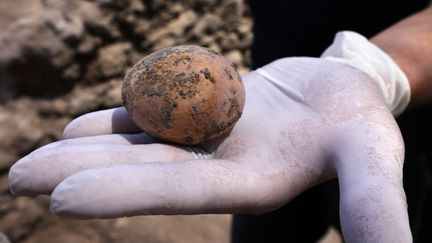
[9,58,410,242]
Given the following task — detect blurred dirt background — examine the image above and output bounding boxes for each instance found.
[0,0,248,242]
[0,0,340,242]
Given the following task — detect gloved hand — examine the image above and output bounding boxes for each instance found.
[9,56,411,242]
[322,31,411,116]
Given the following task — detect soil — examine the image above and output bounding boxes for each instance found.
[0,0,249,242]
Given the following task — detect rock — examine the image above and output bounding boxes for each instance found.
[183,0,219,12]
[0,152,16,172]
[192,13,223,36]
[219,32,240,50]
[146,10,198,46]
[0,72,14,104]
[76,1,121,39]
[0,17,75,98]
[225,50,243,68]
[151,37,178,51]
[200,34,216,45]
[238,17,253,35]
[0,175,9,194]
[67,86,106,116]
[19,215,108,243]
[62,63,81,80]
[77,34,103,55]
[101,80,123,108]
[94,0,130,10]
[130,0,146,13]
[208,43,222,54]
[0,194,14,215]
[216,0,242,31]
[43,8,84,46]
[132,19,152,38]
[0,197,44,242]
[85,42,132,81]
[109,215,231,243]
[0,97,71,171]
[0,99,44,156]
[65,79,123,116]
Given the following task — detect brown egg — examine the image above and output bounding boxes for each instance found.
[122,45,245,145]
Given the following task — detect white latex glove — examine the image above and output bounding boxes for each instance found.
[322,31,411,116]
[9,57,411,242]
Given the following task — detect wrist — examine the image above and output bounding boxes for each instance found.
[321,31,411,116]
[371,36,431,106]
[369,6,432,106]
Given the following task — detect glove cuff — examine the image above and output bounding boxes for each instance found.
[321,31,411,116]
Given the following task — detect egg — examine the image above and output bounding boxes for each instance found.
[122,45,245,145]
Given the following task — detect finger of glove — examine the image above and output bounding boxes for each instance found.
[334,117,411,242]
[33,133,155,153]
[9,143,194,196]
[338,178,411,243]
[50,160,274,219]
[63,107,140,139]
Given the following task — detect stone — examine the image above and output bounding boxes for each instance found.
[146,10,198,44]
[225,50,243,67]
[192,13,223,36]
[85,42,132,81]
[43,9,84,46]
[220,32,240,50]
[62,63,81,80]
[77,34,102,55]
[130,0,146,13]
[76,1,121,39]
[0,198,44,242]
[0,17,75,98]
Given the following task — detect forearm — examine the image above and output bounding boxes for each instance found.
[371,6,432,106]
